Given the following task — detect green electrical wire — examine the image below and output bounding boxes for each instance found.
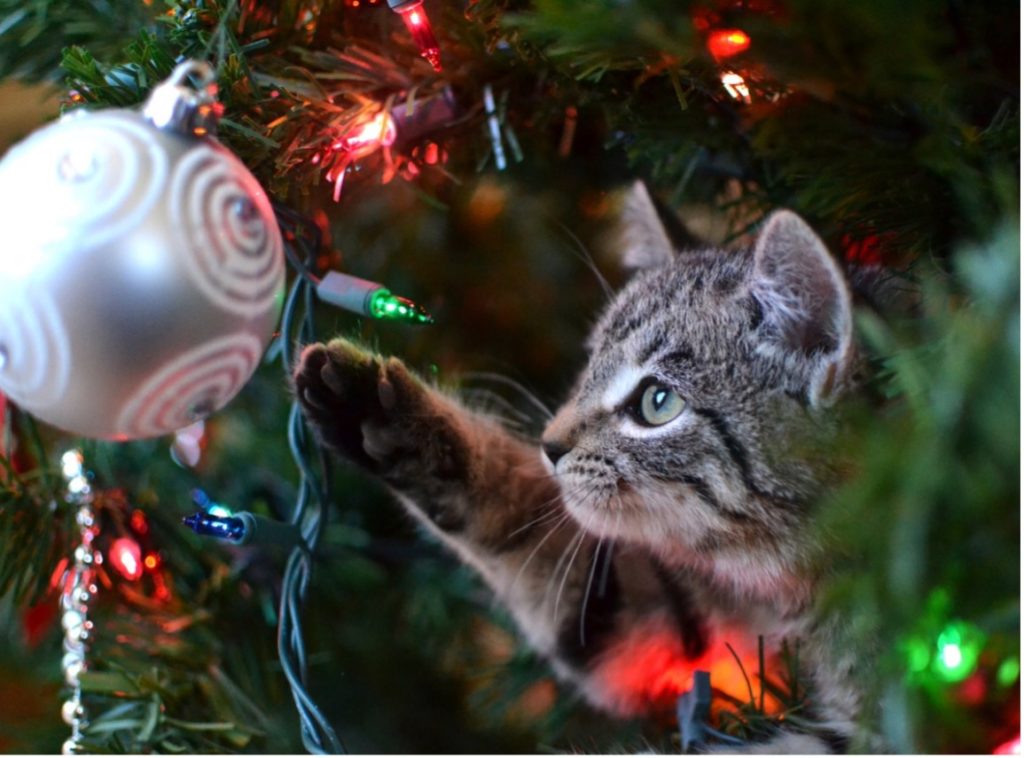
[274,206,345,755]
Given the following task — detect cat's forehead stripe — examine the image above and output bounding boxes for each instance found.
[601,365,646,411]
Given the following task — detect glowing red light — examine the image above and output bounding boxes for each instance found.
[994,737,1021,755]
[589,624,777,715]
[23,601,58,648]
[707,29,751,60]
[336,111,397,154]
[143,553,159,571]
[49,557,70,590]
[955,671,988,705]
[397,4,442,72]
[129,509,149,535]
[109,537,143,581]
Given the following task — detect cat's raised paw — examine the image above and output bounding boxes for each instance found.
[293,339,387,466]
[293,339,437,471]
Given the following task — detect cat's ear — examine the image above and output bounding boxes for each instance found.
[617,181,676,269]
[751,210,853,407]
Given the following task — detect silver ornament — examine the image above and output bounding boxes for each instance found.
[0,61,284,439]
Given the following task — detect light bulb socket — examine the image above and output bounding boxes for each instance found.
[316,271,384,317]
[143,60,222,138]
[183,510,303,548]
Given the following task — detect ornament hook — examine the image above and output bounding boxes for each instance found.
[142,60,222,138]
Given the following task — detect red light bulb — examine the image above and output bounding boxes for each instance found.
[995,737,1021,755]
[129,508,150,535]
[334,110,397,155]
[389,0,442,71]
[109,537,143,581]
[707,29,751,59]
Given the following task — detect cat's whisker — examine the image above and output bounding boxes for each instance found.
[553,516,595,626]
[539,485,596,609]
[577,533,606,646]
[598,536,615,596]
[507,510,573,597]
[544,523,586,617]
[506,501,566,540]
[460,371,554,422]
[458,387,534,428]
[505,460,558,478]
[542,476,602,613]
[553,219,615,303]
[528,478,596,515]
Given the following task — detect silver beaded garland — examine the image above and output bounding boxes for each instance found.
[58,449,98,754]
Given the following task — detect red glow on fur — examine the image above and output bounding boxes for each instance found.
[593,624,778,714]
[602,630,695,704]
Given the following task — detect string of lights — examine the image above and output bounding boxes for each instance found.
[271,209,345,754]
[180,201,435,752]
[184,206,347,753]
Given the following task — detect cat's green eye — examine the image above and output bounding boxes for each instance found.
[636,382,686,426]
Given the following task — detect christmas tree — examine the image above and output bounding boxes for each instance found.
[0,0,1018,753]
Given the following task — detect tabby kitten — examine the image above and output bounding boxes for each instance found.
[293,184,865,752]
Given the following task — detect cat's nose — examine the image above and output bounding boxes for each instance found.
[542,441,571,468]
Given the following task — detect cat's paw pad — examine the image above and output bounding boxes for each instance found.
[294,340,434,468]
[293,339,387,466]
[295,340,376,409]
[360,357,424,460]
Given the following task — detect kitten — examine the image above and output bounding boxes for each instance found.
[293,184,867,751]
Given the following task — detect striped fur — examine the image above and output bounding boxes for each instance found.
[293,188,868,751]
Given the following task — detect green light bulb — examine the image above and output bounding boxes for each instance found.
[905,638,931,674]
[368,288,434,324]
[932,621,985,683]
[997,657,1020,687]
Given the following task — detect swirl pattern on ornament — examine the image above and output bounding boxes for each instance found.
[115,333,264,439]
[0,291,71,409]
[41,113,168,252]
[170,146,284,317]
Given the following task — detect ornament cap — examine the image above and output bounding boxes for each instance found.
[143,60,221,138]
